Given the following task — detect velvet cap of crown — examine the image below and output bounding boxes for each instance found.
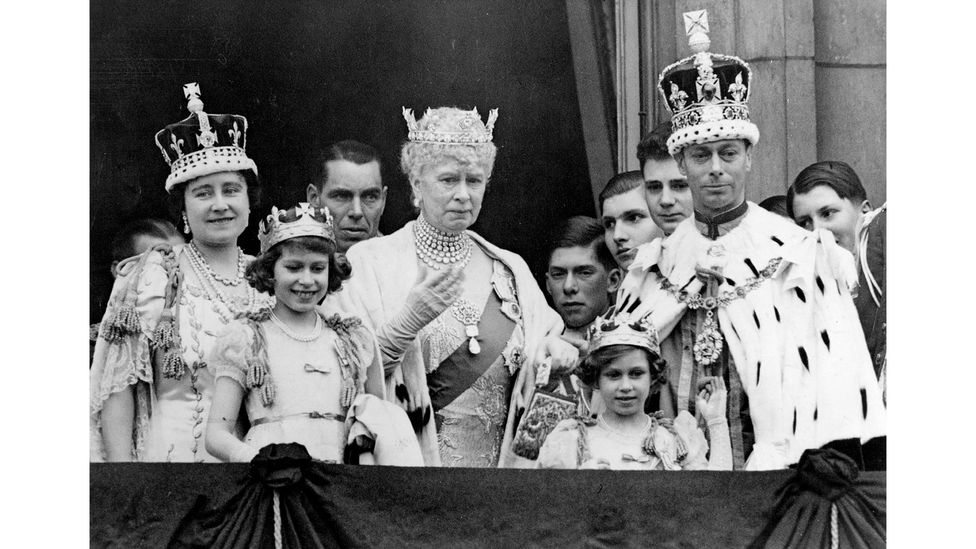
[657,10,760,155]
[402,106,499,144]
[588,295,660,355]
[258,203,335,254]
[155,82,258,193]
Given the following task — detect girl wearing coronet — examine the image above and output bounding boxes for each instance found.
[205,204,421,464]
[90,83,274,462]
[537,302,733,470]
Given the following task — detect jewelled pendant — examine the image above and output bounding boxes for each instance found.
[693,309,723,366]
[465,324,480,354]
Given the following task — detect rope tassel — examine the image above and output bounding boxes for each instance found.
[151,311,178,350]
[261,381,277,407]
[103,303,141,341]
[162,347,187,379]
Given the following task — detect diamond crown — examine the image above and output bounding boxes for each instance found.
[402,107,499,144]
[258,203,335,254]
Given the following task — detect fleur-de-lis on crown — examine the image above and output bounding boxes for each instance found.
[728,72,747,102]
[170,134,185,158]
[669,82,689,110]
[228,121,242,147]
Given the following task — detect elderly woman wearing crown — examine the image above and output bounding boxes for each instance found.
[90,84,273,462]
[329,107,577,467]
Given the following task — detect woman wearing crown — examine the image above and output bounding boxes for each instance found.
[329,107,577,467]
[90,84,273,462]
[537,305,733,470]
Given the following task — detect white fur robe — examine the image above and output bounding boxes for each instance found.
[619,203,886,469]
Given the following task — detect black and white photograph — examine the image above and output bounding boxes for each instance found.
[4,0,960,545]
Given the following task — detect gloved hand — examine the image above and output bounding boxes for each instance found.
[376,265,464,364]
[696,376,728,426]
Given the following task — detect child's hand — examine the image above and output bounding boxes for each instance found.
[695,376,727,423]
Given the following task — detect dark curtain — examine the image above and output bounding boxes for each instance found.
[92,451,885,548]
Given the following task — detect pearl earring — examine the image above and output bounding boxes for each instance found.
[182,212,190,234]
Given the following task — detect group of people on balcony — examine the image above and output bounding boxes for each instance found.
[91,19,885,472]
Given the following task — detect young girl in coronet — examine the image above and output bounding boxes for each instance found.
[538,303,732,470]
[206,203,420,464]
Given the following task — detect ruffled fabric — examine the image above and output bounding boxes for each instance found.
[90,246,176,461]
[209,322,255,388]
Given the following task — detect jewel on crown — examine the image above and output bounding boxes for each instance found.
[656,9,759,154]
[401,106,499,144]
[258,202,336,254]
[588,294,660,355]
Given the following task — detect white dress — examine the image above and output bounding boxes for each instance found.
[90,245,272,462]
[209,313,382,462]
[537,411,710,470]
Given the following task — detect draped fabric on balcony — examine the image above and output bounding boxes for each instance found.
[90,445,884,548]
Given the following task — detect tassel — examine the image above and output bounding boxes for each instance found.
[247,360,265,387]
[261,381,276,407]
[341,379,356,408]
[162,347,187,379]
[102,303,139,342]
[151,311,178,350]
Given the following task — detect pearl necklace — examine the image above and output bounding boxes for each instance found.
[270,311,323,343]
[413,215,472,270]
[184,244,257,323]
[187,241,246,286]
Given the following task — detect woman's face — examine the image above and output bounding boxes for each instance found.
[413,158,486,233]
[596,349,651,418]
[183,171,250,246]
[272,245,331,315]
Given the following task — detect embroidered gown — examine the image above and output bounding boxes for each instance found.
[329,222,564,467]
[208,313,383,462]
[89,245,273,462]
[420,261,525,467]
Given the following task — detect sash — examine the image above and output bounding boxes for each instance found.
[427,291,516,412]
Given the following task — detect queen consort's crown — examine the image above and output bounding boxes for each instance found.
[154,82,258,193]
[258,203,335,254]
[402,106,499,144]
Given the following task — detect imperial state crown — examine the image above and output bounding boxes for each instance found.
[658,10,760,155]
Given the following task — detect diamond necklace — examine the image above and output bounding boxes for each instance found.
[413,215,473,270]
[269,311,323,343]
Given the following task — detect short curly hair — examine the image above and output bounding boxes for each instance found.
[577,344,669,393]
[400,107,498,205]
[244,236,351,295]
